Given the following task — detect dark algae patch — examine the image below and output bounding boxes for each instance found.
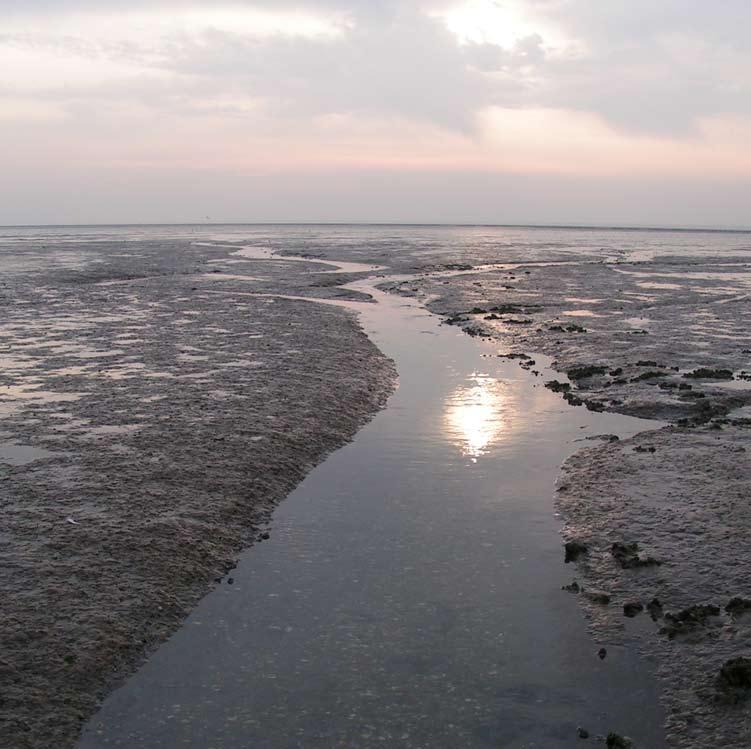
[717,657,751,702]
[684,368,734,380]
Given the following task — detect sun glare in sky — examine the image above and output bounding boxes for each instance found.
[436,0,556,48]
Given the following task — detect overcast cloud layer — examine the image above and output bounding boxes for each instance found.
[2,1,750,226]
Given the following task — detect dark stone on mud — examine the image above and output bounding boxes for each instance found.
[635,360,664,368]
[445,314,467,325]
[497,352,531,360]
[470,307,488,314]
[647,598,664,621]
[725,597,751,616]
[562,580,581,593]
[717,657,751,698]
[489,304,527,314]
[584,400,605,412]
[611,542,661,569]
[505,318,533,325]
[584,590,611,605]
[567,365,608,380]
[606,733,633,748]
[545,380,571,393]
[633,445,656,453]
[227,577,234,585]
[630,371,668,382]
[623,602,644,618]
[598,648,607,660]
[260,532,270,540]
[660,604,721,639]
[464,326,490,338]
[564,540,589,563]
[577,726,590,739]
[564,393,585,407]
[566,324,587,333]
[684,368,734,380]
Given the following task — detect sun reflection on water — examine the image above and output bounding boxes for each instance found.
[445,374,507,459]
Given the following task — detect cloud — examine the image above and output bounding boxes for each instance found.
[5,0,750,137]
[2,1,751,225]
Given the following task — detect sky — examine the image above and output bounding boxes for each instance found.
[2,1,750,227]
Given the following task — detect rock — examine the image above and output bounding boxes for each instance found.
[565,540,589,563]
[633,446,656,453]
[490,304,531,314]
[598,647,607,660]
[611,542,661,569]
[717,657,751,697]
[564,393,585,407]
[606,733,633,748]
[227,577,234,585]
[260,532,270,540]
[577,726,590,739]
[725,597,751,616]
[584,590,611,605]
[684,368,734,380]
[562,580,581,593]
[646,598,664,621]
[584,400,605,412]
[497,352,531,360]
[567,365,608,380]
[630,371,668,382]
[623,602,644,618]
[660,604,721,639]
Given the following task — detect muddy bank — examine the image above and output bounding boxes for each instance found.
[558,421,751,746]
[0,239,395,748]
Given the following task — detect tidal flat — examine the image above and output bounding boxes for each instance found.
[2,224,751,747]
[0,233,395,747]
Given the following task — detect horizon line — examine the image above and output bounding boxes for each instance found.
[3,221,751,235]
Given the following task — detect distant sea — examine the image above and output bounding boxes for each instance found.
[1,224,750,264]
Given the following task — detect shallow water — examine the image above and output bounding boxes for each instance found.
[78,259,666,747]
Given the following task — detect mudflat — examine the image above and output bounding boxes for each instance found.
[0,237,395,748]
[3,224,751,748]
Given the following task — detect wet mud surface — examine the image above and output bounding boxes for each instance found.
[0,237,395,748]
[3,224,751,747]
[558,422,751,747]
